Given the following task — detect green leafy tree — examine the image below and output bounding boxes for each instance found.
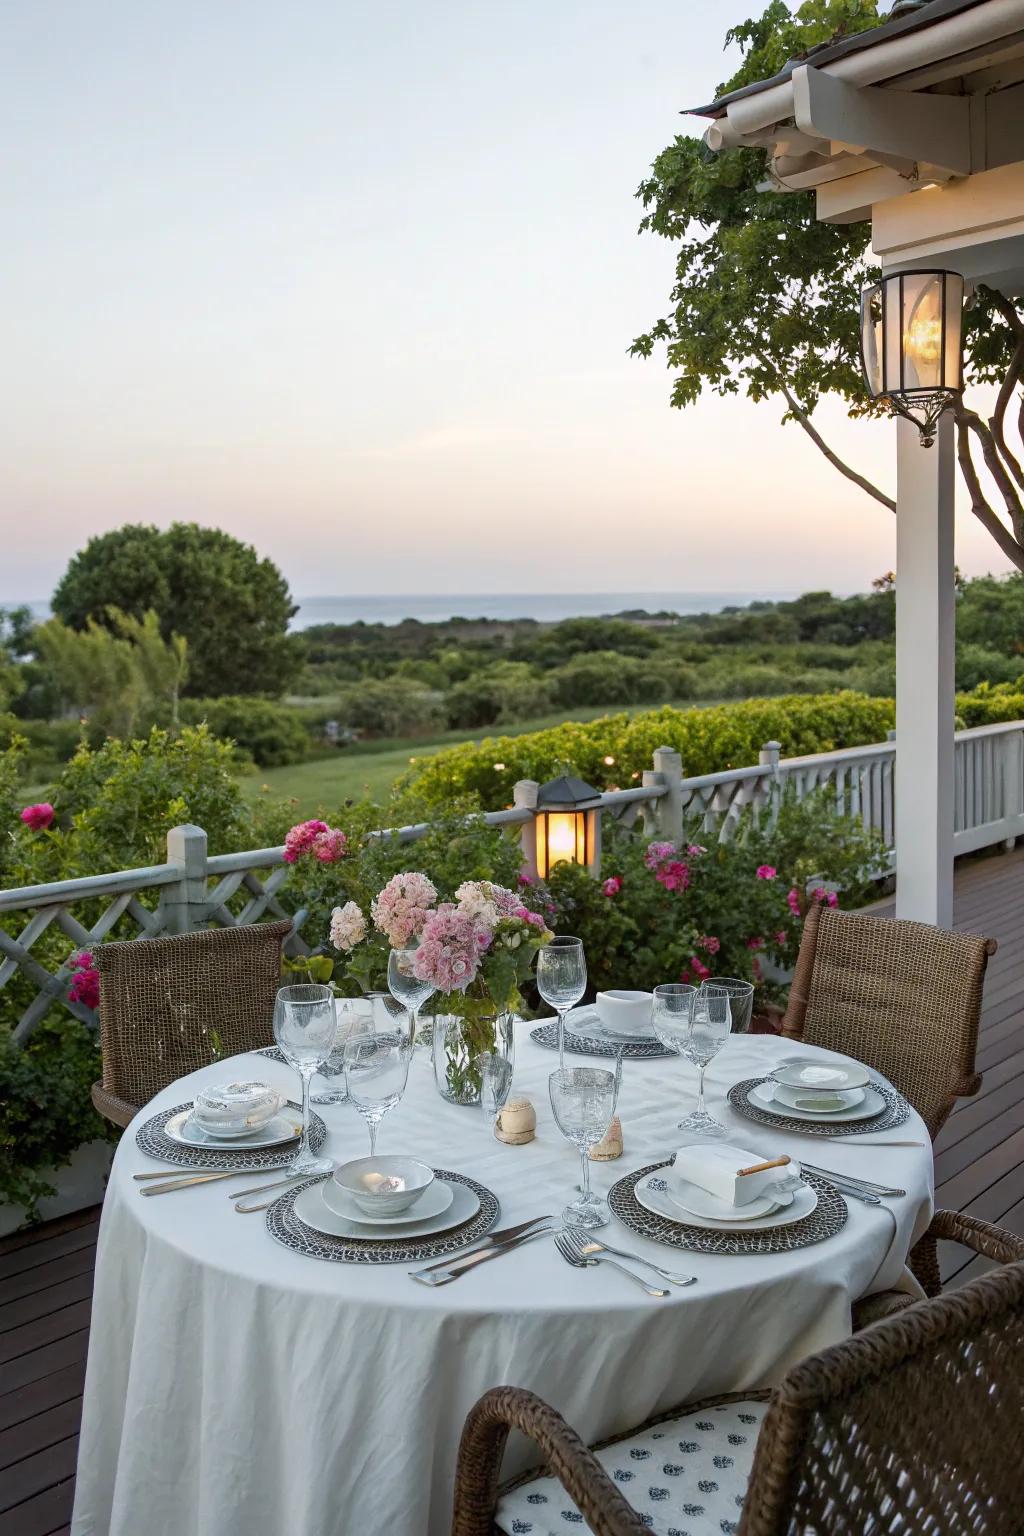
[632,0,1024,571]
[52,522,303,696]
[35,608,187,738]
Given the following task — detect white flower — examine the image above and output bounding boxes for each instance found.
[329,901,366,952]
[455,880,499,929]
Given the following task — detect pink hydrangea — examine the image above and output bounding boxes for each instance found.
[413,903,490,992]
[513,905,546,930]
[67,950,99,1009]
[812,887,839,908]
[686,844,707,857]
[755,864,777,881]
[644,840,677,871]
[283,819,329,863]
[698,934,721,954]
[311,827,347,863]
[656,860,690,893]
[786,887,802,916]
[602,876,622,897]
[20,803,54,831]
[329,901,366,951]
[371,872,438,947]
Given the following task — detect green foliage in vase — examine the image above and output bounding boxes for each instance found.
[52,522,303,697]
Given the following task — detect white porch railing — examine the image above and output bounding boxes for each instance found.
[2,724,1022,1040]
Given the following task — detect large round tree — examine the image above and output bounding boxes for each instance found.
[52,523,302,697]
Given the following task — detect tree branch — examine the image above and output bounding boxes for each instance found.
[771,373,897,513]
[955,406,1024,573]
[988,335,1024,493]
[958,402,1024,546]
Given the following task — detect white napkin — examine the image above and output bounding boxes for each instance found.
[671,1142,802,1208]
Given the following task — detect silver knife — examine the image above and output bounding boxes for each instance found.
[408,1215,555,1283]
[801,1163,905,1197]
[410,1223,555,1286]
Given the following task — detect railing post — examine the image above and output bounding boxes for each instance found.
[162,824,209,934]
[758,740,782,822]
[513,780,540,883]
[643,746,684,845]
[1001,729,1024,850]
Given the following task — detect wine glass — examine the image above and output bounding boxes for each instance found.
[476,1051,515,1122]
[343,1031,412,1157]
[311,996,374,1105]
[273,984,337,1174]
[548,1063,620,1230]
[701,978,755,1035]
[679,989,733,1139]
[387,947,436,1049]
[651,982,697,1123]
[536,936,587,1071]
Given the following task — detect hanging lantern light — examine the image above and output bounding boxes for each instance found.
[860,269,965,446]
[533,774,602,879]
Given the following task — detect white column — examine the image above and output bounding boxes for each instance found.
[894,413,955,926]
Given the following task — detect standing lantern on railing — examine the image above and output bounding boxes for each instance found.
[860,269,965,447]
[533,774,603,879]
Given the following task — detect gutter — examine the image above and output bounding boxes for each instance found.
[702,0,1024,148]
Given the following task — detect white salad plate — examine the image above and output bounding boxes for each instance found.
[564,1005,657,1045]
[666,1173,795,1222]
[321,1176,454,1226]
[772,1083,866,1113]
[772,1057,871,1092]
[294,1178,478,1242]
[636,1173,818,1232]
[167,1109,301,1149]
[749,1080,887,1123]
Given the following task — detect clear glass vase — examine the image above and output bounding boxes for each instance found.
[432,1010,514,1106]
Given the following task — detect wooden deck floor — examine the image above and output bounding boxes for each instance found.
[1,846,1022,1534]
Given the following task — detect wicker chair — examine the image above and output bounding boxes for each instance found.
[90,920,293,1127]
[782,903,995,1140]
[452,1212,1024,1536]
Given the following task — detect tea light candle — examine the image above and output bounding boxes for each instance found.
[494,1097,536,1145]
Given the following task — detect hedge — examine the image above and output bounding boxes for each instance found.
[401,692,900,807]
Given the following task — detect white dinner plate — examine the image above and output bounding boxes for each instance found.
[636,1173,818,1232]
[293,1178,480,1243]
[664,1174,795,1223]
[166,1109,302,1149]
[321,1176,454,1226]
[772,1083,866,1113]
[564,1005,657,1044]
[772,1057,871,1092]
[749,1080,887,1123]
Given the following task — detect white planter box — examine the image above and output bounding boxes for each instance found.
[0,1137,113,1238]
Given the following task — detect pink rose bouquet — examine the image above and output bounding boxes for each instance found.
[371,871,438,948]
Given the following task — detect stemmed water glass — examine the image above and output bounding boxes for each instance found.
[476,1051,515,1122]
[311,996,374,1105]
[536,936,587,1071]
[548,1062,621,1229]
[651,982,697,1120]
[679,988,733,1139]
[387,947,437,1049]
[700,978,755,1035]
[273,984,337,1174]
[343,1031,412,1157]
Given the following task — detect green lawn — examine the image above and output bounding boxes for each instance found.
[237,706,648,813]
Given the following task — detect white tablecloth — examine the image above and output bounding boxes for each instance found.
[72,1027,933,1536]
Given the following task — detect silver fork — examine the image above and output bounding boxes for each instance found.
[554,1229,668,1297]
[562,1225,695,1286]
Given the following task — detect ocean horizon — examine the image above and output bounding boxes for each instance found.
[17,589,807,631]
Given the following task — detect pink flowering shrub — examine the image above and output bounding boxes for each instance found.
[67,950,100,1011]
[755,865,777,880]
[283,819,347,865]
[20,803,55,832]
[602,876,622,897]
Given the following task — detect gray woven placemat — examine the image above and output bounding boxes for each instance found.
[727,1077,910,1137]
[608,1162,848,1255]
[530,1021,672,1061]
[135,1100,327,1171]
[266,1168,499,1264]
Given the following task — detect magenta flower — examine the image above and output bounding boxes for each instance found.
[686,844,707,857]
[775,929,787,947]
[603,876,622,897]
[644,840,677,871]
[67,950,100,1010]
[282,819,329,863]
[812,887,839,908]
[746,936,765,951]
[656,860,690,893]
[513,905,546,930]
[311,827,347,863]
[20,803,55,831]
[689,955,711,981]
[786,887,802,916]
[755,864,777,881]
[697,934,720,954]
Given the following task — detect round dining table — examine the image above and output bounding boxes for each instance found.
[71,1024,933,1536]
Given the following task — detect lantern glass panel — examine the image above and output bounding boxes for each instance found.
[860,283,883,397]
[901,272,945,393]
[883,278,903,395]
[944,272,965,390]
[537,811,584,878]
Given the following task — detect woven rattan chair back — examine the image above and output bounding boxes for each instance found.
[740,1259,1024,1535]
[782,903,993,1138]
[92,920,292,1125]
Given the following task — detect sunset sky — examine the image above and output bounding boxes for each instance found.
[3,0,1014,605]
